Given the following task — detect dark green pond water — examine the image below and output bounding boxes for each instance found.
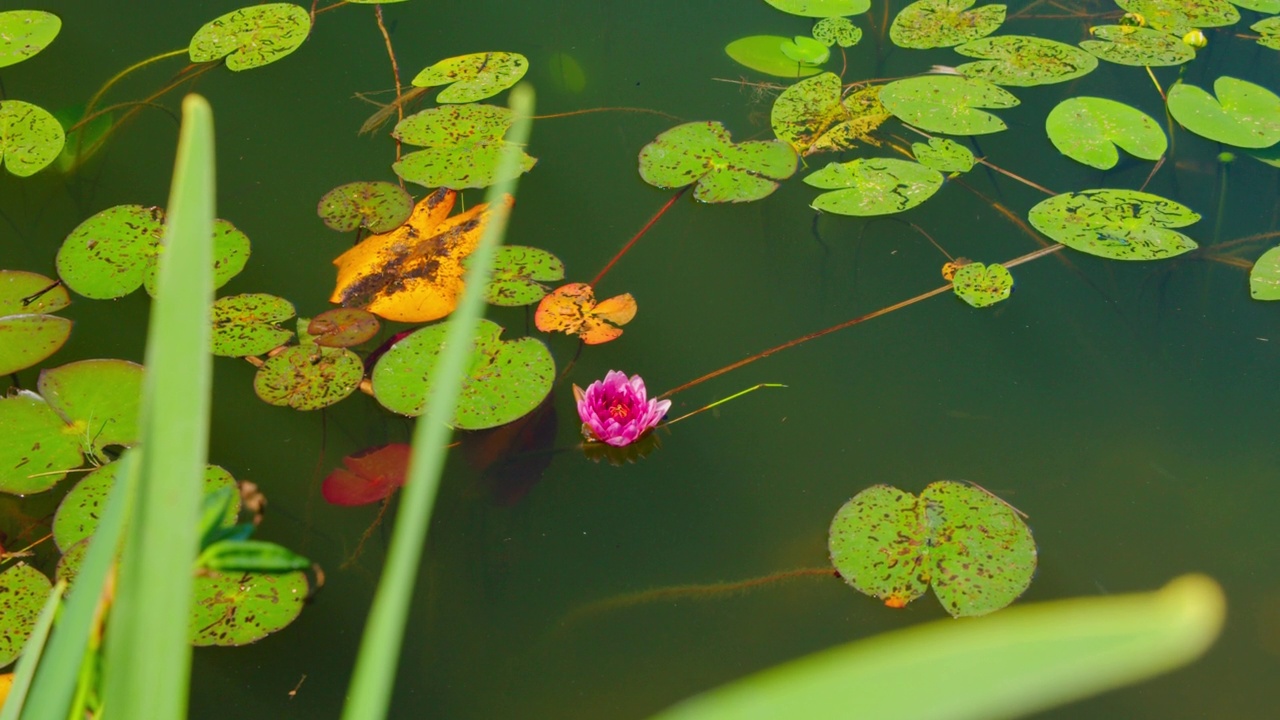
[4,0,1280,718]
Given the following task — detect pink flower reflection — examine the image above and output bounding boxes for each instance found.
[573,370,671,447]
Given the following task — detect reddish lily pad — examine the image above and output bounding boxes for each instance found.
[189,570,308,646]
[317,181,412,234]
[0,562,52,666]
[212,293,296,357]
[308,308,380,348]
[321,443,410,506]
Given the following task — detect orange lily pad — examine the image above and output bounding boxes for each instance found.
[330,188,513,323]
[534,282,636,345]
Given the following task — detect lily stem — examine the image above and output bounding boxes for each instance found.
[590,184,690,288]
[661,383,787,427]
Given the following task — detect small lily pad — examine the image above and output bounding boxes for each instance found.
[828,481,1036,617]
[0,390,83,495]
[0,270,72,376]
[1167,77,1280,149]
[1028,189,1200,261]
[308,308,381,348]
[764,0,871,17]
[212,293,296,357]
[0,100,65,177]
[724,36,825,78]
[480,246,565,306]
[812,17,862,47]
[880,75,1019,135]
[953,262,1013,307]
[1250,246,1280,300]
[912,137,975,173]
[780,35,830,65]
[317,181,413,234]
[890,0,1006,50]
[0,271,68,316]
[1254,17,1280,51]
[392,104,537,190]
[954,36,1098,87]
[1046,97,1167,170]
[1080,26,1196,67]
[190,570,308,646]
[188,3,312,71]
[805,158,944,216]
[0,10,61,68]
[0,563,52,666]
[411,52,529,104]
[253,342,363,411]
[638,121,797,203]
[371,319,555,429]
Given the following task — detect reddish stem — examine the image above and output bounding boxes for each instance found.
[590,185,690,288]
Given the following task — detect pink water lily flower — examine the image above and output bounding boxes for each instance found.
[574,370,671,447]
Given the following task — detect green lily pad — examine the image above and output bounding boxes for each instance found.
[56,205,250,300]
[953,262,1013,307]
[1028,189,1201,260]
[764,0,871,17]
[0,100,65,177]
[1046,97,1167,170]
[1254,17,1280,51]
[190,570,308,646]
[481,245,565,306]
[912,136,975,173]
[1249,247,1280,300]
[890,0,1006,50]
[0,270,72,376]
[813,17,862,47]
[0,563,52,666]
[412,52,529,104]
[0,10,61,68]
[212,293,295,357]
[308,308,381,348]
[1116,0,1238,35]
[253,342,363,411]
[828,481,1036,617]
[391,104,537,190]
[317,181,412,234]
[1235,0,1280,11]
[371,319,555,429]
[880,75,1019,135]
[188,3,312,71]
[954,36,1098,87]
[0,390,83,495]
[780,36,830,65]
[1080,26,1196,67]
[724,36,825,78]
[638,121,797,203]
[53,103,113,173]
[805,158,944,216]
[1167,77,1280,149]
[38,359,143,455]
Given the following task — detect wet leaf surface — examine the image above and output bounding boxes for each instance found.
[411,51,529,104]
[1028,189,1200,260]
[212,293,296,357]
[188,3,312,71]
[190,570,307,646]
[317,181,412,234]
[890,0,1006,50]
[534,282,637,344]
[638,121,797,202]
[1046,97,1166,170]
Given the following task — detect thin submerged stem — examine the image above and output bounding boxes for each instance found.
[590,185,691,288]
[374,6,404,165]
[81,48,187,129]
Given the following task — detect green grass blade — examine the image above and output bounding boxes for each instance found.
[341,83,535,720]
[0,580,65,720]
[99,94,216,720]
[648,574,1224,720]
[21,452,136,720]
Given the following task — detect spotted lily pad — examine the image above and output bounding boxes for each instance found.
[879,75,1019,135]
[308,308,380,348]
[912,137,975,173]
[1254,17,1280,51]
[890,0,1006,50]
[371,319,555,429]
[1250,247,1280,300]
[0,563,52,666]
[317,181,412,233]
[1080,26,1196,67]
[188,3,312,71]
[0,391,84,495]
[638,121,797,203]
[253,321,363,410]
[0,100,65,177]
[953,262,1013,307]
[479,246,565,306]
[56,205,249,300]
[780,36,830,65]
[1028,189,1200,260]
[771,73,890,155]
[392,104,537,190]
[724,36,825,78]
[954,36,1097,87]
[190,570,308,646]
[1167,77,1280,149]
[828,481,1036,617]
[805,158,944,216]
[212,293,296,357]
[764,0,871,16]
[1046,97,1166,170]
[0,10,61,68]
[0,270,71,376]
[411,52,529,104]
[1116,0,1238,35]
[812,17,862,47]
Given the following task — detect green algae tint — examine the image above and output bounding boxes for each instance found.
[828,481,1036,617]
[211,293,296,357]
[805,158,943,216]
[952,262,1013,308]
[1029,189,1200,261]
[1046,97,1167,170]
[411,52,530,104]
[188,3,312,71]
[317,181,413,234]
[638,121,797,202]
